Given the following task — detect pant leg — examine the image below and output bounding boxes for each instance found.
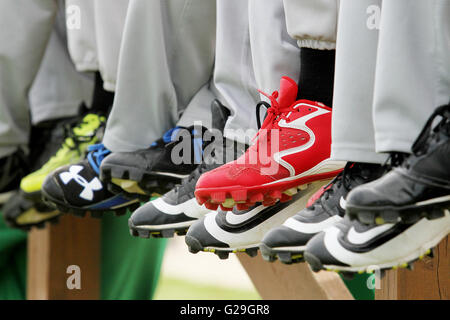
[66,0,98,72]
[331,0,387,164]
[249,0,300,96]
[176,84,216,129]
[103,0,216,152]
[30,2,94,125]
[0,0,57,158]
[283,0,338,50]
[93,0,129,92]
[373,0,450,153]
[212,0,260,145]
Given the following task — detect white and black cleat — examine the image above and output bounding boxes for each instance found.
[304,211,450,274]
[128,195,210,239]
[260,163,385,264]
[185,181,326,260]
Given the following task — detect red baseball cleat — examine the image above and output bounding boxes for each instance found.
[195,77,344,210]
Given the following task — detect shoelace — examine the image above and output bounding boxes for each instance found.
[411,102,450,156]
[173,162,210,195]
[63,115,102,151]
[87,143,111,174]
[253,90,296,141]
[310,163,369,214]
[150,127,182,147]
[38,115,103,172]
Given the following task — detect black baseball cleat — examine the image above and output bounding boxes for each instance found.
[346,103,450,225]
[100,125,210,200]
[260,163,385,264]
[128,162,213,239]
[0,149,29,205]
[128,100,248,238]
[185,181,325,260]
[128,140,247,239]
[304,212,450,273]
[2,192,60,231]
[42,143,140,218]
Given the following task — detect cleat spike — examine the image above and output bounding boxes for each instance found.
[160,229,175,238]
[280,193,292,202]
[231,190,247,202]
[175,229,188,236]
[205,202,219,210]
[216,251,229,259]
[196,195,208,205]
[220,205,233,211]
[249,193,264,203]
[137,229,151,239]
[262,199,277,206]
[277,252,293,264]
[222,198,236,208]
[268,190,282,200]
[211,192,226,203]
[298,184,308,191]
[245,248,258,257]
[375,216,385,225]
[188,247,199,254]
[236,203,250,211]
[283,187,298,196]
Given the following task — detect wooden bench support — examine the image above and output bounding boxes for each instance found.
[27,214,101,300]
[376,235,449,300]
[238,254,353,300]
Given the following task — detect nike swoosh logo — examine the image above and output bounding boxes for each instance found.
[275,104,330,176]
[225,205,266,225]
[339,196,346,210]
[152,197,210,218]
[284,215,342,234]
[346,224,395,245]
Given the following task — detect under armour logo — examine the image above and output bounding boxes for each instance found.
[59,165,102,201]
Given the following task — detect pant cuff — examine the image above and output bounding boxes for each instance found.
[331,144,388,164]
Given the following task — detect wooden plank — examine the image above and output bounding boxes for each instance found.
[27,214,101,300]
[238,253,352,300]
[376,235,449,300]
[237,179,352,300]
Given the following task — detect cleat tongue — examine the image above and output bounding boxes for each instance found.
[277,77,298,109]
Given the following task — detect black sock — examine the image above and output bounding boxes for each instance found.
[90,72,114,115]
[297,48,335,107]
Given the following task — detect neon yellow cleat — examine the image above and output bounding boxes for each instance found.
[20,113,106,200]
